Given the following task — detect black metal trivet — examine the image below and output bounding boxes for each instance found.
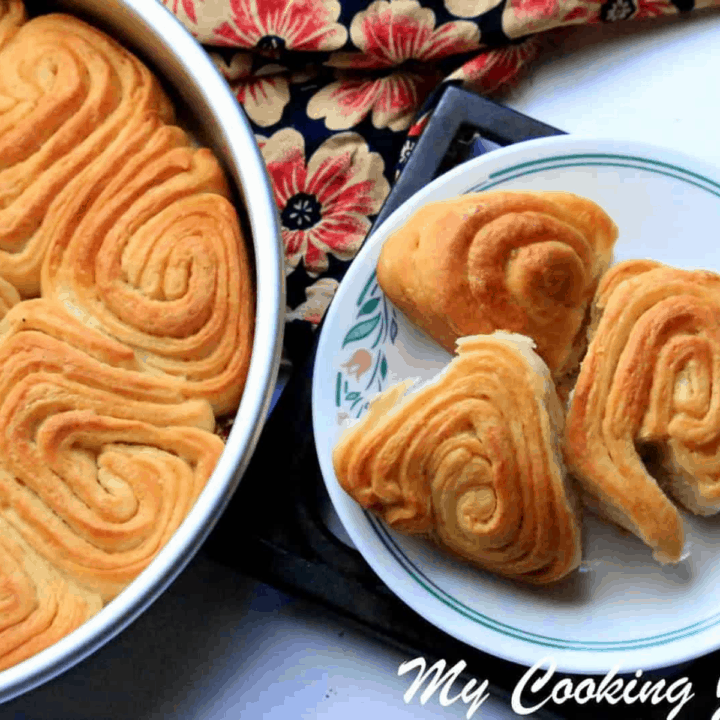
[203,86,720,718]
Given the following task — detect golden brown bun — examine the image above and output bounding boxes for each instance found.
[0,0,25,50]
[0,276,20,319]
[0,5,253,668]
[565,260,720,564]
[0,305,223,600]
[333,332,582,585]
[0,12,174,297]
[0,516,103,672]
[41,125,255,416]
[376,191,617,384]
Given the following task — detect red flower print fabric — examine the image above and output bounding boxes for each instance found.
[162,0,204,24]
[446,35,545,92]
[259,129,390,274]
[211,52,290,126]
[333,0,481,67]
[307,0,479,129]
[286,278,340,323]
[162,0,720,357]
[307,68,439,130]
[210,0,347,51]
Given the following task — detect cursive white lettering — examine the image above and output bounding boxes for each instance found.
[551,678,575,705]
[639,677,666,704]
[664,677,694,720]
[511,657,693,719]
[573,678,596,704]
[458,677,491,718]
[399,657,463,705]
[596,665,622,702]
[511,657,557,715]
[400,655,693,719]
[601,677,625,704]
[622,672,641,704]
[398,657,490,719]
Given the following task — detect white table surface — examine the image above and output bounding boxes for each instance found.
[5,10,720,719]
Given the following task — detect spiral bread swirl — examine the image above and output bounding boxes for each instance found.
[0,302,224,599]
[0,0,24,51]
[376,191,617,386]
[0,276,19,319]
[334,332,582,585]
[0,516,103,672]
[0,12,175,297]
[0,6,254,669]
[41,125,254,415]
[565,260,720,564]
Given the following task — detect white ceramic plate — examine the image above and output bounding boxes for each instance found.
[311,135,720,674]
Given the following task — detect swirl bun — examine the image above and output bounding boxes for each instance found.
[0,302,223,599]
[565,260,720,564]
[0,276,20,319]
[0,5,255,671]
[41,126,254,415]
[0,516,103,671]
[0,0,24,51]
[376,191,617,383]
[333,332,582,585]
[0,12,173,296]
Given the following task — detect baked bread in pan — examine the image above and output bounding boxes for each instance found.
[0,12,174,297]
[0,516,103,672]
[0,5,255,667]
[0,301,224,600]
[0,0,25,51]
[41,124,254,416]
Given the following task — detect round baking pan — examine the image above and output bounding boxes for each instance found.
[0,0,284,702]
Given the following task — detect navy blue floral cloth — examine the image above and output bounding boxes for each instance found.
[163,0,714,363]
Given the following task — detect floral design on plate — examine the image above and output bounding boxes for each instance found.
[259,128,390,275]
[307,0,479,131]
[210,52,289,127]
[209,0,348,54]
[335,270,398,423]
